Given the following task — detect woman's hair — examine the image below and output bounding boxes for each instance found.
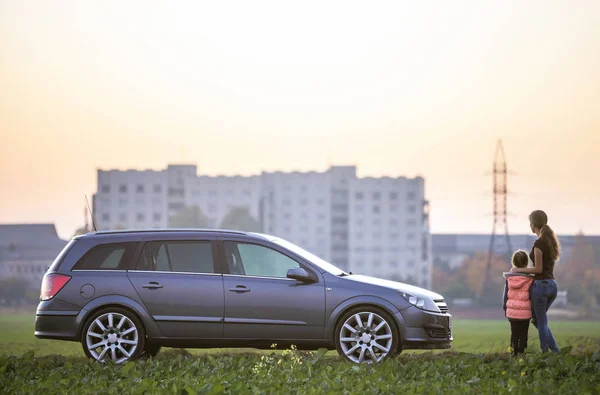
[529,210,561,261]
[511,250,529,268]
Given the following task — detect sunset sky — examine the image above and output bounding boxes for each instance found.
[1,1,599,240]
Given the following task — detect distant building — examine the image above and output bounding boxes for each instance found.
[432,233,600,270]
[0,224,68,288]
[94,164,431,287]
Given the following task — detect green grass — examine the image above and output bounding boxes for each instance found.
[1,314,600,394]
[2,314,599,357]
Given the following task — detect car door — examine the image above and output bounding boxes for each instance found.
[220,239,326,340]
[127,237,224,339]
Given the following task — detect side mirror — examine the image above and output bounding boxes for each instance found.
[286,267,313,283]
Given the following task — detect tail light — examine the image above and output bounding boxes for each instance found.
[40,273,71,301]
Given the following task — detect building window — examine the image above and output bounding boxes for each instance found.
[373,205,380,214]
[390,192,398,200]
[209,190,217,197]
[101,185,110,193]
[300,185,307,192]
[153,213,161,221]
[355,205,364,213]
[373,192,381,200]
[317,199,325,206]
[373,219,381,226]
[154,185,162,193]
[119,198,127,207]
[407,191,416,200]
[390,219,398,226]
[136,184,144,193]
[300,199,308,205]
[407,233,416,240]
[390,204,397,212]
[355,192,363,200]
[119,213,127,222]
[372,260,381,268]
[137,213,145,222]
[119,185,127,193]
[316,227,324,234]
[356,233,363,240]
[408,260,415,267]
[318,213,326,221]
[244,190,252,196]
[102,213,110,221]
[283,198,292,205]
[407,205,416,214]
[407,219,417,227]
[389,260,397,267]
[390,233,398,240]
[284,213,291,220]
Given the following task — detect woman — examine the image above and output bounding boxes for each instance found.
[511,210,560,353]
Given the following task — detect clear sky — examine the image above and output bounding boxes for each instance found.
[1,1,599,240]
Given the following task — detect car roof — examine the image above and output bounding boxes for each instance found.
[76,228,271,241]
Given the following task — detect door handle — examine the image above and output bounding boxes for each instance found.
[142,282,163,289]
[229,286,250,293]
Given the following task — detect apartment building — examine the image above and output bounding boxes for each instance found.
[94,164,431,287]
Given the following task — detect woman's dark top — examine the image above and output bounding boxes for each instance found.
[529,238,555,281]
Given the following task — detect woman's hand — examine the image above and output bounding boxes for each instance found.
[510,266,520,273]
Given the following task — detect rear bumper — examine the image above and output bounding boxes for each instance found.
[395,307,453,350]
[34,310,79,341]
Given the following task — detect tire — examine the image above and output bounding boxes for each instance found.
[334,306,400,363]
[81,307,146,363]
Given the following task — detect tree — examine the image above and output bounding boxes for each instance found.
[556,232,599,308]
[73,226,89,237]
[219,206,261,232]
[447,252,509,306]
[169,206,209,228]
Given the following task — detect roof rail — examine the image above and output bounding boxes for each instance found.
[93,228,248,236]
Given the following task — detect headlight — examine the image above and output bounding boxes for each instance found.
[401,292,426,309]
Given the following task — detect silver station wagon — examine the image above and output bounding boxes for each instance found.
[35,229,452,363]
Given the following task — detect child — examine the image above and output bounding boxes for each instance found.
[502,250,534,356]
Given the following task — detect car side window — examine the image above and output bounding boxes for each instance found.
[224,242,300,278]
[135,241,215,274]
[72,242,137,270]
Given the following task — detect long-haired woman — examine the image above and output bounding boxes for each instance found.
[510,210,560,353]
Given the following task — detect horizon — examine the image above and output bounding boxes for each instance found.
[1,1,599,239]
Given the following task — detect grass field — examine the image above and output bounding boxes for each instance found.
[1,314,600,394]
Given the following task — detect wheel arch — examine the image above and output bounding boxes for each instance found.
[76,295,163,340]
[325,296,406,342]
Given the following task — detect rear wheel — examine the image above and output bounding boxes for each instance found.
[334,307,399,363]
[81,307,145,363]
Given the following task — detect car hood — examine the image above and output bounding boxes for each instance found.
[345,275,443,300]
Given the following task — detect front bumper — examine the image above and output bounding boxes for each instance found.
[395,306,453,350]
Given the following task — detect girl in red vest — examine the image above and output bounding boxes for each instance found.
[503,250,534,356]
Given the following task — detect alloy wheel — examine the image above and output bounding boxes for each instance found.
[85,312,139,363]
[339,312,394,363]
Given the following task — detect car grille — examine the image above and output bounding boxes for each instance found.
[434,299,449,314]
[426,328,451,339]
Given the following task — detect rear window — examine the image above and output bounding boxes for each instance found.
[48,239,79,273]
[72,242,138,270]
[135,241,215,274]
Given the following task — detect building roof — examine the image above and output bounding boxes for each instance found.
[0,224,67,262]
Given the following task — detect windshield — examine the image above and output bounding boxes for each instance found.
[265,235,346,276]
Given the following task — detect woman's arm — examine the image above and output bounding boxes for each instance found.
[511,247,543,274]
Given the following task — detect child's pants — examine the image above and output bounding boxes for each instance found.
[509,319,530,355]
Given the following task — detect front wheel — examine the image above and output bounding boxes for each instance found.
[334,307,400,363]
[81,307,146,363]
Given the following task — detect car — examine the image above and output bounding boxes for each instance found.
[35,229,452,364]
